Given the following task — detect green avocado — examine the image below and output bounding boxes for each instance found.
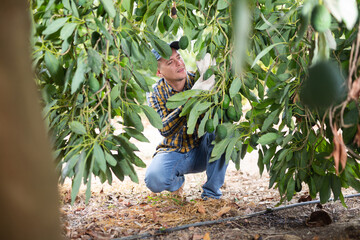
[300,61,347,110]
[205,119,215,133]
[295,178,302,192]
[311,5,331,33]
[222,94,230,109]
[179,35,189,49]
[227,106,239,122]
[216,124,227,140]
[89,75,100,93]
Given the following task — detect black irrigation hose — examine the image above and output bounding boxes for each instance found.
[114,193,360,240]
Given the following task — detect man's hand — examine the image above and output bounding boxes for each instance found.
[192,53,216,91]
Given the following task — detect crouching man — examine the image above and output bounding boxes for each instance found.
[145,41,228,200]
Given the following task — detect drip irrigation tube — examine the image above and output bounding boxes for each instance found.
[114,193,360,240]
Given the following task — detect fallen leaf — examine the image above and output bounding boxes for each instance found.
[306,210,332,227]
[254,233,261,240]
[215,206,231,218]
[298,195,312,203]
[124,201,133,207]
[145,208,158,222]
[197,204,206,215]
[193,233,204,240]
[203,232,211,240]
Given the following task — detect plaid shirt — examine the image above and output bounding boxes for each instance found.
[147,72,201,153]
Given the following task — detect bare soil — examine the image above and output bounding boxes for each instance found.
[60,118,360,240]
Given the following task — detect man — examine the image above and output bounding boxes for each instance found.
[145,41,228,200]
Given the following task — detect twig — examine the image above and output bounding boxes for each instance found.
[91,81,110,112]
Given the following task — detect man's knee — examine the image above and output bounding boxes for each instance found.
[145,167,167,193]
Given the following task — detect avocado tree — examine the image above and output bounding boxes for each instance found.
[31,0,360,205]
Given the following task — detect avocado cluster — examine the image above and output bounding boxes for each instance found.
[204,93,242,141]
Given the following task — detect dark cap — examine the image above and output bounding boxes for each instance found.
[151,41,179,60]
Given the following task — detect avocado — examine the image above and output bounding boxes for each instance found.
[311,5,331,33]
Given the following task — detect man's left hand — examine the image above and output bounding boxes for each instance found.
[192,53,216,91]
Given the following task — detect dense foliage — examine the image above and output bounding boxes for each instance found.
[31,0,360,205]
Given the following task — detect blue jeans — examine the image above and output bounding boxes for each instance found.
[145,133,228,199]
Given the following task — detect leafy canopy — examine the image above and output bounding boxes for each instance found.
[31,0,360,205]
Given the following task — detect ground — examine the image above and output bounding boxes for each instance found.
[60,118,360,240]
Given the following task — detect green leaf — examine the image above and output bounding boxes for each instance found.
[111,164,124,181]
[114,137,138,161]
[210,137,232,162]
[198,111,210,138]
[44,51,64,85]
[94,18,114,43]
[118,159,132,175]
[130,155,147,168]
[286,176,295,201]
[124,110,144,131]
[320,176,331,204]
[187,103,201,135]
[229,78,242,99]
[167,89,202,103]
[309,177,317,198]
[146,32,172,59]
[251,42,286,68]
[133,70,150,92]
[93,142,106,173]
[85,156,94,203]
[63,0,71,10]
[106,168,113,185]
[71,150,86,204]
[141,105,163,129]
[263,146,276,165]
[60,22,77,40]
[261,109,279,132]
[71,56,86,94]
[61,153,80,179]
[180,97,198,117]
[257,133,280,145]
[114,11,120,28]
[155,0,169,16]
[217,0,229,10]
[131,41,144,60]
[312,164,326,176]
[70,0,79,18]
[100,0,116,18]
[104,151,117,167]
[69,121,87,135]
[187,102,212,135]
[166,99,187,109]
[331,174,341,201]
[258,149,264,176]
[108,63,120,83]
[124,128,150,143]
[225,137,238,164]
[122,0,133,13]
[43,17,69,35]
[87,49,102,76]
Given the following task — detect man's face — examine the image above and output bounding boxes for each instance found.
[157,48,187,84]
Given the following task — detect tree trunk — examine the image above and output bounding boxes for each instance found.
[0,1,62,239]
